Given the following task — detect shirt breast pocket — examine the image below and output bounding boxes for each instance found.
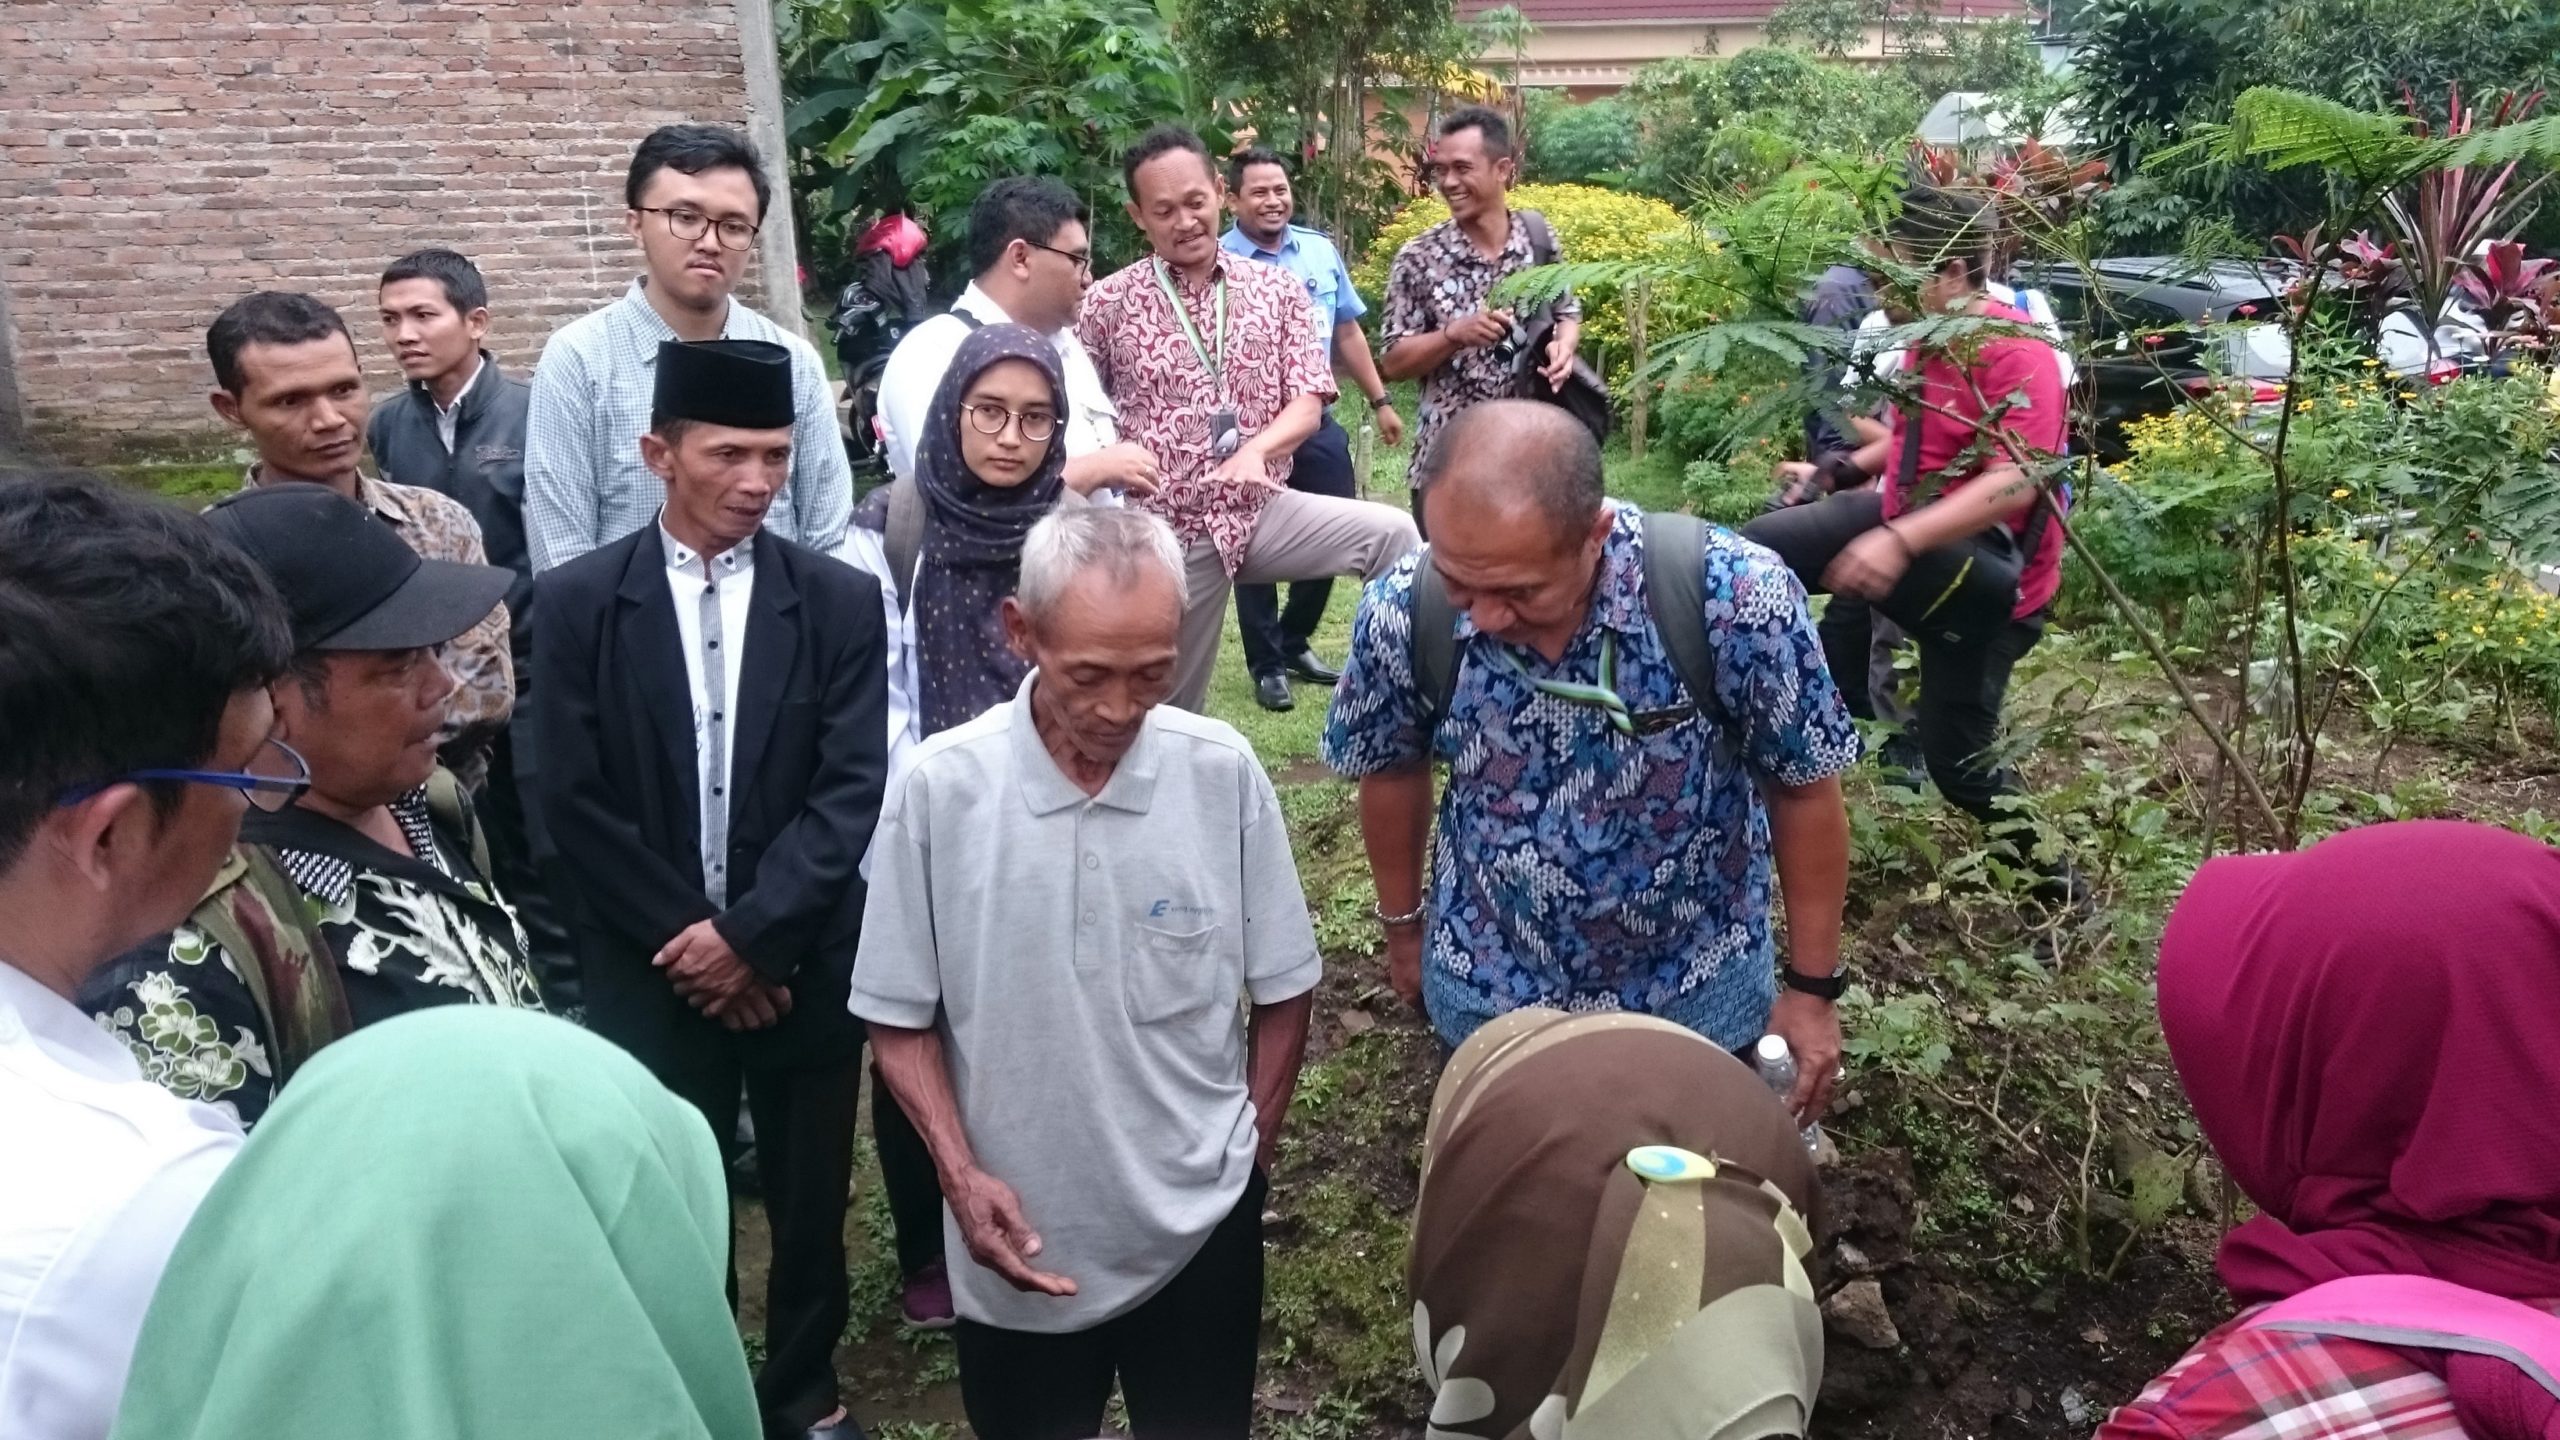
[1125,921,1228,1025]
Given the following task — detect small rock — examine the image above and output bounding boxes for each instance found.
[1337,1008,1377,1036]
[1822,1279,1902,1350]
[1260,1394,1310,1415]
[1835,1241,1876,1275]
[2029,1288,2062,1316]
[2061,1387,2095,1428]
[2012,1386,2035,1415]
[2082,1324,2110,1345]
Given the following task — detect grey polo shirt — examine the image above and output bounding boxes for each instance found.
[851,674,1322,1333]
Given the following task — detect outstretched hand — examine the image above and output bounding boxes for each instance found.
[948,1165,1076,1296]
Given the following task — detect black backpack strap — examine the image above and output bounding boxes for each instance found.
[885,478,925,616]
[1410,550,1462,742]
[1519,209,1558,265]
[953,308,984,332]
[1638,511,1730,729]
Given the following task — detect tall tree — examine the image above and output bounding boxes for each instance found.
[784,0,1206,280]
[1174,0,1472,252]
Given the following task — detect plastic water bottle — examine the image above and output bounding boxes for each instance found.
[1755,1034,1826,1160]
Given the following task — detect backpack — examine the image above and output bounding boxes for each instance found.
[882,477,925,617]
[1512,210,1613,446]
[1411,510,1729,748]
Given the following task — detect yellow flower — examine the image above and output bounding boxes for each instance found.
[2332,487,2352,498]
[2475,624,2489,636]
[2363,357,2382,367]
[2372,570,2391,582]
[2438,630,2452,641]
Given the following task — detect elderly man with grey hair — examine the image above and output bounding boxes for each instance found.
[852,503,1320,1440]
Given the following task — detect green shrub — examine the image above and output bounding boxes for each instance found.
[1622,49,1924,202]
[1523,91,1637,184]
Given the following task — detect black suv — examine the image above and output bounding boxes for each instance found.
[2012,257,2294,460]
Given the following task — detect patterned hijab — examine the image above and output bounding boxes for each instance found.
[911,322,1069,736]
[110,1008,760,1440]
[1410,1009,1824,1440]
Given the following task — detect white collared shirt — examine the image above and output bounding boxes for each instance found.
[0,961,242,1440]
[662,523,755,906]
[876,282,1119,484]
[434,353,485,453]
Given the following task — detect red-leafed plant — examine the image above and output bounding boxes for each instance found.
[2454,239,2560,356]
[2377,87,2552,361]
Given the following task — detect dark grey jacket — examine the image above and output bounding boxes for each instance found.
[368,352,534,644]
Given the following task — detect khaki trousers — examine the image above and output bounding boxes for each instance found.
[1173,489,1421,711]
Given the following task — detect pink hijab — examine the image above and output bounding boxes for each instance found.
[2161,821,2560,1434]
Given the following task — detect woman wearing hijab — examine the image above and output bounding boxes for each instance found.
[2103,820,2560,1440]
[110,1007,761,1440]
[837,321,1073,1331]
[1410,1008,1825,1440]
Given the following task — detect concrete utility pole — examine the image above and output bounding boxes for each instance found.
[735,0,810,340]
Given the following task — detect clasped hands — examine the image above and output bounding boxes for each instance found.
[654,919,791,1031]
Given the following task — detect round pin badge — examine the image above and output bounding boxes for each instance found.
[1625,1145,1715,1182]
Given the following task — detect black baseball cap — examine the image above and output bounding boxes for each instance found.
[204,482,511,651]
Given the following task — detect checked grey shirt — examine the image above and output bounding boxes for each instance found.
[524,279,851,572]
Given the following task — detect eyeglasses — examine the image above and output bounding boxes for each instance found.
[964,403,1059,442]
[637,206,760,252]
[1024,238,1093,274]
[56,735,313,813]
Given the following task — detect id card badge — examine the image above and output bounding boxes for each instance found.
[1209,407,1242,460]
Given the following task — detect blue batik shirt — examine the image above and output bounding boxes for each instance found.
[1321,502,1859,1050]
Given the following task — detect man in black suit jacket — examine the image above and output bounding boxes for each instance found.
[534,338,881,1440]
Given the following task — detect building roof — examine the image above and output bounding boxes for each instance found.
[1461,0,2029,22]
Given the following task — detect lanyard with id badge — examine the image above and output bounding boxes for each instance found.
[1153,258,1242,460]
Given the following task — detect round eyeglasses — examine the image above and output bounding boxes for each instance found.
[636,206,760,252]
[55,735,313,814]
[964,403,1059,443]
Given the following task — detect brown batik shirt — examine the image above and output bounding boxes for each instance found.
[1380,209,1583,467]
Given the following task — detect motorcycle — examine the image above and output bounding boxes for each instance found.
[828,213,931,493]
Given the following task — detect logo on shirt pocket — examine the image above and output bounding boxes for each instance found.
[1126,921,1224,1025]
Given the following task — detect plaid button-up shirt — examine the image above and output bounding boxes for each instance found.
[240,468,514,786]
[523,278,852,572]
[2094,1306,2560,1440]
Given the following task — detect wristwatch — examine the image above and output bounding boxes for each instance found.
[1365,391,1394,411]
[1779,965,1845,1001]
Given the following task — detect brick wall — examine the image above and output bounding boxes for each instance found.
[0,1,766,440]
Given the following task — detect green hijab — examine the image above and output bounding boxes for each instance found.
[111,1007,760,1440]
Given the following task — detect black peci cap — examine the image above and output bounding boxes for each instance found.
[204,483,511,652]
[652,338,795,430]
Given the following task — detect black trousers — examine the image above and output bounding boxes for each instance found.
[1741,493,2046,824]
[662,1039,864,1437]
[872,1064,945,1277]
[955,1169,1268,1440]
[1235,414,1357,677]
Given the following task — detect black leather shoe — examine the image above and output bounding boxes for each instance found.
[1254,672,1296,711]
[1285,646,1343,686]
